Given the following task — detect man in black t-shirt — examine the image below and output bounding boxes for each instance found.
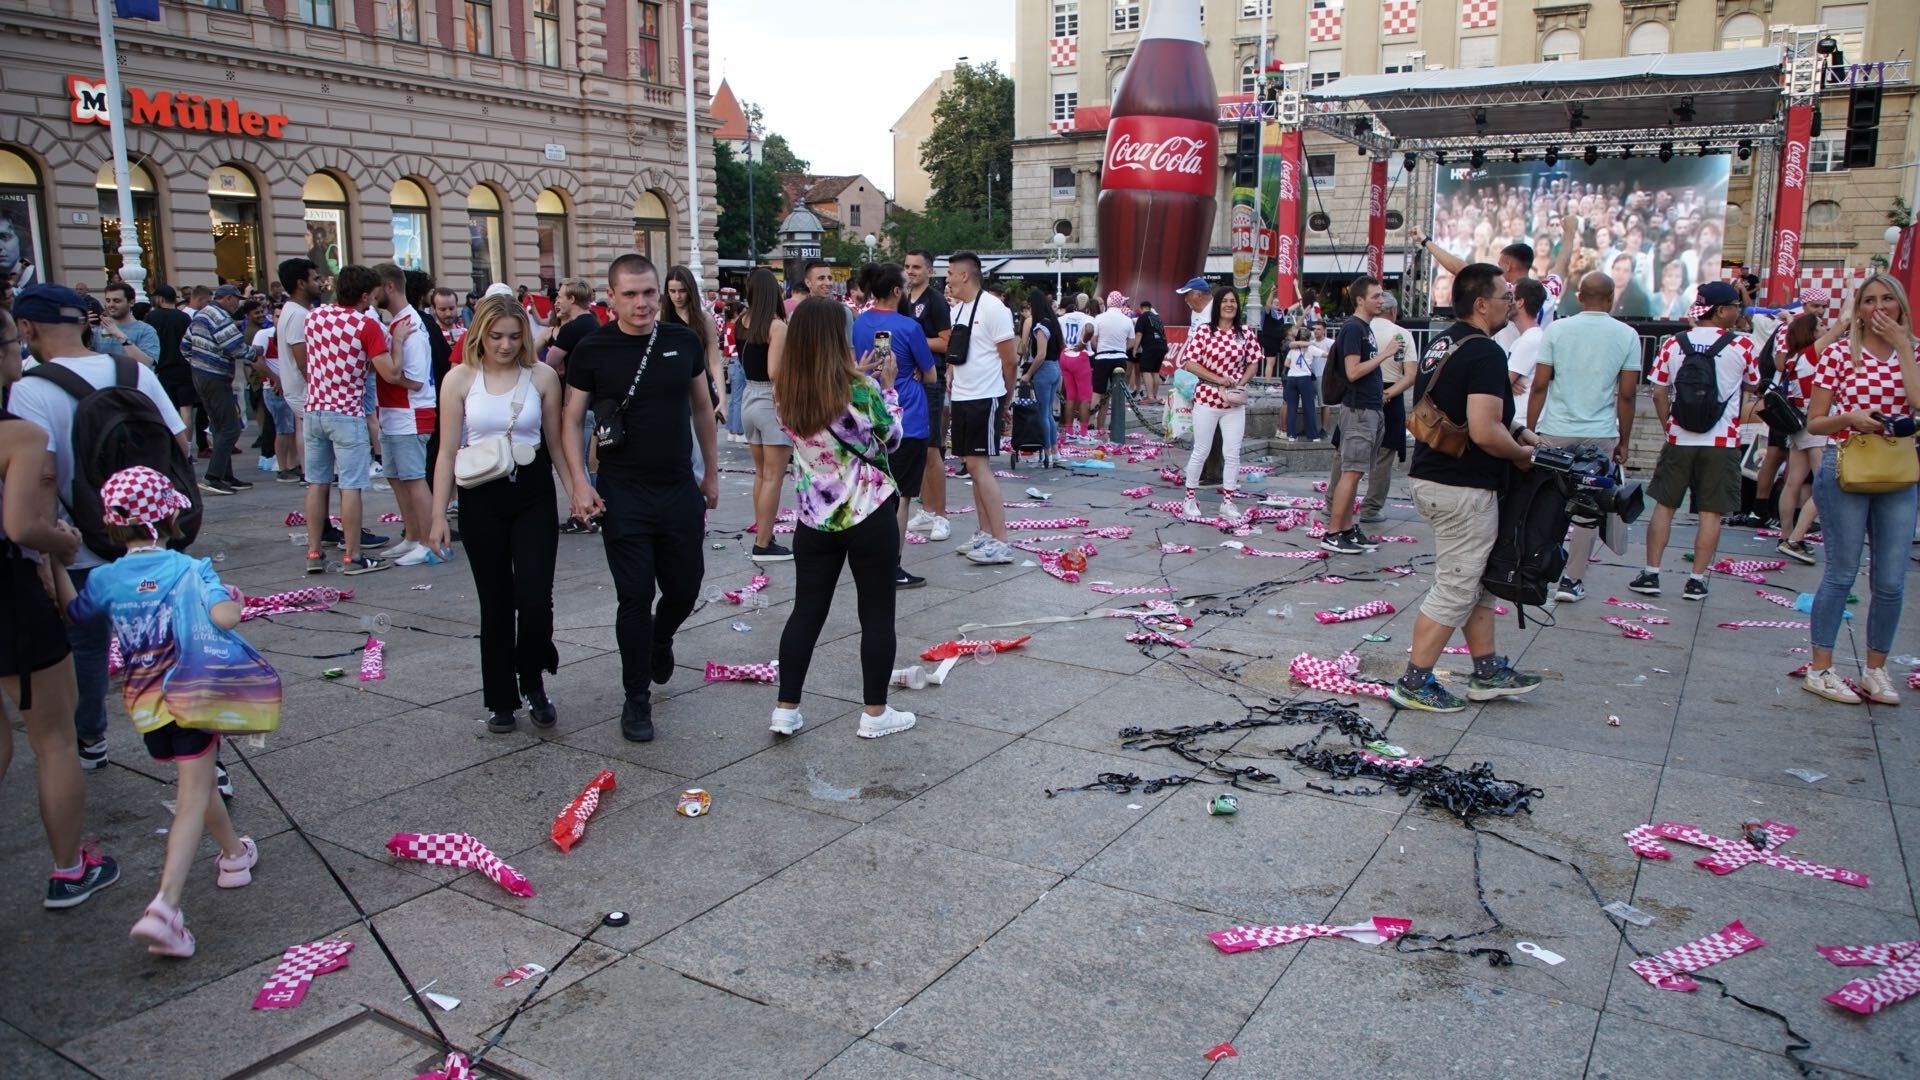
[1321,276,1398,553]
[561,254,718,743]
[144,283,195,423]
[901,249,954,537]
[1389,262,1543,715]
[541,277,602,378]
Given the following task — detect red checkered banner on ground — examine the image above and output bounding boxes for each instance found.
[1365,157,1389,279]
[1630,920,1767,992]
[1768,104,1815,306]
[1819,939,1920,1015]
[252,939,353,1009]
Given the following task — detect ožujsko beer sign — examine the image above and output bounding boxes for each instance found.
[69,75,290,138]
[1102,116,1215,197]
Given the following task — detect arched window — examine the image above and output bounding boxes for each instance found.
[303,171,353,280]
[536,188,569,291]
[1,148,48,289]
[208,163,266,289]
[390,178,433,273]
[1541,28,1581,62]
[632,190,670,264]
[466,184,506,296]
[1239,57,1259,95]
[1627,22,1670,57]
[1721,13,1766,50]
[96,160,163,285]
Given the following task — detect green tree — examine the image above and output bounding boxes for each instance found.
[884,206,999,256]
[742,102,811,175]
[713,141,784,261]
[920,62,1014,246]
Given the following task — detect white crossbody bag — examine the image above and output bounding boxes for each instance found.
[455,369,538,488]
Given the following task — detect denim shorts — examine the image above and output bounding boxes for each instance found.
[305,410,374,489]
[379,432,431,481]
[263,384,298,431]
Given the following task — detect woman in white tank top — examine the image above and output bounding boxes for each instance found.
[428,296,578,734]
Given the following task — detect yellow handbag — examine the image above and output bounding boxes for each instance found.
[1836,432,1919,494]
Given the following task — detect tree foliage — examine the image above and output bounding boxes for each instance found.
[920,62,1014,246]
[884,207,1000,258]
[713,141,785,261]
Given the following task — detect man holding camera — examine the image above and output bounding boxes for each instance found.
[1390,263,1544,714]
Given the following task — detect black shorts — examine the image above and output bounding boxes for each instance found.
[159,371,197,410]
[143,723,218,763]
[949,397,999,459]
[0,556,71,682]
[1091,356,1129,391]
[890,438,928,500]
[924,382,946,460]
[1766,426,1789,449]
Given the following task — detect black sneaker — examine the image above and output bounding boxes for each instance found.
[1467,658,1544,701]
[1319,529,1366,555]
[560,517,590,534]
[77,737,107,771]
[321,523,345,547]
[1554,577,1586,603]
[45,852,120,909]
[527,691,557,730]
[621,697,654,742]
[1724,511,1761,528]
[1388,675,1468,713]
[895,568,927,589]
[750,543,794,563]
[276,469,304,484]
[200,477,234,497]
[360,529,390,548]
[651,642,675,685]
[215,761,234,803]
[340,555,389,576]
[1350,528,1380,549]
[1682,577,1709,601]
[222,476,254,491]
[1628,570,1661,596]
[486,710,517,734]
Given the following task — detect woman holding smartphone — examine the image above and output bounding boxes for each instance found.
[853,263,937,589]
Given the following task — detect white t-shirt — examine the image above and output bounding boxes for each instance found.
[1285,345,1313,377]
[1058,311,1094,353]
[1370,316,1414,388]
[278,300,309,406]
[1090,308,1135,357]
[1306,336,1332,378]
[948,292,1015,402]
[251,327,277,376]
[10,354,187,570]
[1505,325,1545,394]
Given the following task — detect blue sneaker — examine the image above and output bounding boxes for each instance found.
[1467,658,1543,702]
[45,852,120,909]
[1388,675,1468,713]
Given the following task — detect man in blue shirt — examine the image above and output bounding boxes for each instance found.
[183,284,261,494]
[96,281,160,368]
[853,263,936,588]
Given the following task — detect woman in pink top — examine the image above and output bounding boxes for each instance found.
[1178,286,1260,520]
[1799,273,1920,705]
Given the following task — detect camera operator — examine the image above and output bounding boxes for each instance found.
[1527,271,1642,603]
[1390,263,1544,714]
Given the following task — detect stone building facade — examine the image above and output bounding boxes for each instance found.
[0,0,718,297]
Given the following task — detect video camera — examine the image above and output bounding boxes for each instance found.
[1531,443,1645,529]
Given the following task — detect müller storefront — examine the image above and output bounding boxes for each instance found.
[0,0,715,296]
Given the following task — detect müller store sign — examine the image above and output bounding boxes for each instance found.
[68,75,291,138]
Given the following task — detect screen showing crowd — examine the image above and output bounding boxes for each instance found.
[1429,156,1734,319]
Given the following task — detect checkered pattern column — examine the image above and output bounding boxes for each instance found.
[1460,0,1497,29]
[1383,0,1417,36]
[1309,4,1343,41]
[1049,36,1078,68]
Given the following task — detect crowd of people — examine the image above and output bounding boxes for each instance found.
[1,237,1915,959]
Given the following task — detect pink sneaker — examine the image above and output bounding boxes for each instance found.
[130,897,196,958]
[216,837,258,888]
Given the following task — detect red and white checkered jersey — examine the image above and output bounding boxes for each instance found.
[376,308,437,435]
[1184,325,1260,410]
[1814,339,1913,444]
[442,320,468,363]
[302,305,388,417]
[1650,328,1760,447]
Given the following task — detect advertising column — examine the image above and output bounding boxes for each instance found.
[1767,104,1813,306]
[1262,129,1303,310]
[1364,157,1388,280]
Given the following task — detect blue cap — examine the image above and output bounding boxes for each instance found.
[1695,280,1740,308]
[213,284,245,300]
[1175,277,1210,294]
[11,284,87,323]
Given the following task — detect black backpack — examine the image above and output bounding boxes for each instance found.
[1137,311,1166,356]
[1320,350,1350,405]
[24,357,204,560]
[1482,465,1573,621]
[1669,331,1738,434]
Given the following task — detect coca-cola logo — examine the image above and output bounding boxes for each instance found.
[1272,234,1297,277]
[1774,229,1799,277]
[1276,160,1297,202]
[1107,133,1209,178]
[1782,140,1807,189]
[1365,243,1383,275]
[1366,181,1384,218]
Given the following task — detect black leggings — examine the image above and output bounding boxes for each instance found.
[459,449,560,712]
[778,496,900,707]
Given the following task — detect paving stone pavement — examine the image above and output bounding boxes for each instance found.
[3,439,1917,1078]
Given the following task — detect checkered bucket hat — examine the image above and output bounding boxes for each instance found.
[100,466,192,534]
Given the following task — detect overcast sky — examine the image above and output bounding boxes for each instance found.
[708,0,1016,194]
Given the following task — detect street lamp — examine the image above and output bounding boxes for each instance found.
[864,232,878,264]
[1048,231,1068,299]
[744,119,763,265]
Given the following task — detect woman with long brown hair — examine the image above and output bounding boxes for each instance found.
[428,295,578,733]
[767,297,914,739]
[735,268,794,562]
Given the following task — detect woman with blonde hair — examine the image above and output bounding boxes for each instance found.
[428,295,578,734]
[767,298,914,739]
[1799,273,1920,705]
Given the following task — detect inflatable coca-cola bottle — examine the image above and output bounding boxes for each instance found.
[1097,0,1218,323]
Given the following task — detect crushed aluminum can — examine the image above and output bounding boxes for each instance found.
[1207,794,1239,816]
[494,962,547,988]
[321,667,345,679]
[676,788,712,817]
[1741,818,1770,849]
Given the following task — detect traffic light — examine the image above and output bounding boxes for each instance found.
[1233,122,1259,188]
[1845,86,1881,169]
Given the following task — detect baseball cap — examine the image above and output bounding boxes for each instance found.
[1695,280,1740,309]
[100,466,192,532]
[1106,290,1128,308]
[1174,277,1209,295]
[12,284,87,323]
[213,284,245,300]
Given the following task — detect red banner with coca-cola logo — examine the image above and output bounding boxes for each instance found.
[1767,104,1814,307]
[1267,129,1304,309]
[1364,158,1388,279]
[1101,115,1218,198]
[1892,224,1920,305]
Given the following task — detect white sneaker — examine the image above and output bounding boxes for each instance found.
[369,460,385,478]
[966,539,1016,565]
[1803,668,1863,704]
[928,516,951,542]
[1219,499,1244,521]
[395,544,437,567]
[1861,667,1902,705]
[770,707,805,735]
[1181,498,1202,518]
[377,540,420,560]
[908,509,938,532]
[954,530,991,556]
[857,705,916,739]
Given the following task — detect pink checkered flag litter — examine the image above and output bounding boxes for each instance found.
[1604,617,1655,640]
[252,939,354,1009]
[1756,590,1799,609]
[1361,751,1423,770]
[1224,540,1329,560]
[1315,600,1395,624]
[240,585,353,622]
[416,1051,473,1080]
[385,832,535,897]
[1717,620,1811,630]
[1630,920,1767,992]
[724,573,770,604]
[1605,597,1662,610]
[1819,939,1920,1015]
[1082,525,1133,539]
[1127,630,1191,648]
[1712,558,1786,583]
[1159,543,1196,554]
[704,660,779,683]
[1006,516,1091,530]
[1122,485,1153,498]
[359,635,386,681]
[1091,584,1175,595]
[1622,820,1869,888]
[1289,651,1390,698]
[1209,916,1411,954]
